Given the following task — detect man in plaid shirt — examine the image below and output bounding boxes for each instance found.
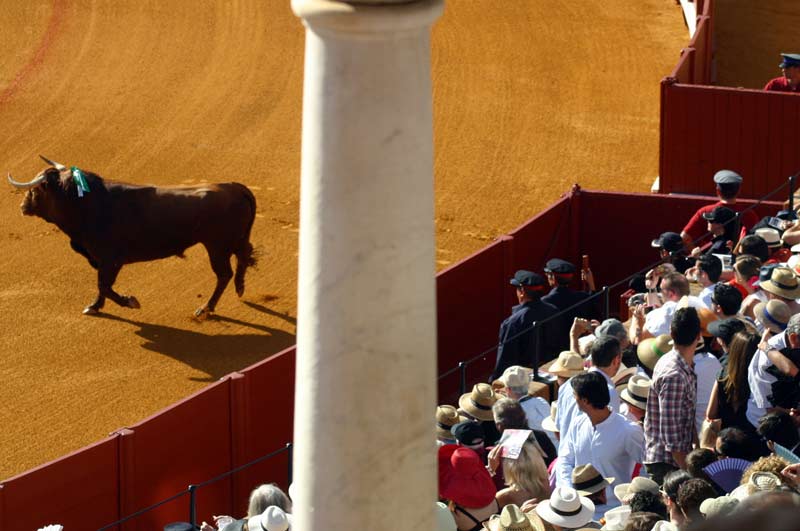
[644,307,700,485]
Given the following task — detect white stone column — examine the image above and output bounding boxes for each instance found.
[291,1,444,531]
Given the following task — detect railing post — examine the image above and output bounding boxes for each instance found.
[532,321,540,380]
[458,362,467,396]
[287,442,294,486]
[188,485,197,528]
[790,174,796,213]
[602,286,610,320]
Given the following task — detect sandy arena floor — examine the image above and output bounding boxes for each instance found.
[0,1,687,479]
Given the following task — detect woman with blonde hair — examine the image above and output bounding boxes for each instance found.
[706,331,759,432]
[488,437,550,509]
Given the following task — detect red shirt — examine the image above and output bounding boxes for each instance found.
[764,77,800,93]
[682,201,760,243]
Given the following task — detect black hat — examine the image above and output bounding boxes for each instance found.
[651,232,684,253]
[779,53,800,69]
[510,270,546,288]
[451,420,485,446]
[777,209,799,221]
[702,206,737,224]
[713,170,743,184]
[544,258,576,275]
[707,318,746,345]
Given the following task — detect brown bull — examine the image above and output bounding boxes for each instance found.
[8,156,257,319]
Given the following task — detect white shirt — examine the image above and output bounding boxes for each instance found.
[693,352,722,433]
[556,368,621,437]
[746,331,786,426]
[556,412,645,520]
[698,285,715,309]
[520,395,558,448]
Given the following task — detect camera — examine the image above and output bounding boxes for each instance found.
[628,293,646,307]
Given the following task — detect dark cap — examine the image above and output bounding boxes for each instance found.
[544,258,576,275]
[510,270,546,288]
[707,318,745,345]
[779,53,800,69]
[451,420,485,446]
[702,206,737,224]
[713,170,743,185]
[777,209,798,221]
[651,232,684,253]
[758,263,780,285]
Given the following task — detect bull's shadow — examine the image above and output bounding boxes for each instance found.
[95,313,295,381]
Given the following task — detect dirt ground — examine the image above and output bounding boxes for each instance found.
[0,1,687,480]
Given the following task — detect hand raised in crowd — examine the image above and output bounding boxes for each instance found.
[520,497,541,514]
[570,317,599,337]
[487,444,502,477]
[781,463,800,487]
[690,246,702,258]
[759,328,773,353]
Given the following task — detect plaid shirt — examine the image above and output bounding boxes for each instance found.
[644,350,697,466]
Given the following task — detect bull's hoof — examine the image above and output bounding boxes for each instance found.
[82,306,100,316]
[126,296,141,309]
[193,307,212,321]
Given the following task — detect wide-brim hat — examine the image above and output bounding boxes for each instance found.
[438,445,497,508]
[541,402,558,433]
[436,405,468,440]
[486,504,545,531]
[247,506,293,531]
[600,505,631,531]
[535,488,594,529]
[458,383,497,421]
[613,476,659,504]
[547,350,586,378]
[760,267,800,299]
[572,464,614,496]
[611,363,638,386]
[753,299,791,333]
[637,334,671,371]
[620,373,651,411]
[755,227,782,247]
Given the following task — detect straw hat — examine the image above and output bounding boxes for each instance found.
[600,505,631,531]
[761,267,800,299]
[637,334,672,370]
[547,351,586,378]
[753,299,791,333]
[613,476,659,504]
[438,445,497,508]
[502,365,533,389]
[541,402,558,433]
[458,383,498,421]
[699,495,739,518]
[612,363,638,386]
[620,374,651,411]
[436,405,467,440]
[486,504,545,531]
[755,227,782,247]
[572,464,614,496]
[247,506,292,531]
[535,488,595,529]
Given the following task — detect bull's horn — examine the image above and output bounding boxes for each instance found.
[7,172,46,189]
[39,155,66,171]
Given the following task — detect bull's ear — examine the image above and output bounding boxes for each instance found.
[39,155,66,171]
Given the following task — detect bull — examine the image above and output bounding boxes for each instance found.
[8,156,257,320]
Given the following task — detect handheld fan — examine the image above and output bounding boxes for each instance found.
[703,458,752,493]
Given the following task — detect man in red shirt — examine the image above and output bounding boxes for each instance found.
[680,169,759,249]
[764,53,800,93]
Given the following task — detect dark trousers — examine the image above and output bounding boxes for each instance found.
[645,462,678,486]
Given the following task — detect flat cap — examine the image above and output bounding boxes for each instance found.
[544,258,576,274]
[779,53,800,69]
[713,169,743,184]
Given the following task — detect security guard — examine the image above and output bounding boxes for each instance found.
[765,53,800,92]
[490,270,559,381]
[542,258,595,350]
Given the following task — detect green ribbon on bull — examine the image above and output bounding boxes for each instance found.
[71,166,90,197]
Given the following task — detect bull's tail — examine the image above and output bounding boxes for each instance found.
[234,185,258,297]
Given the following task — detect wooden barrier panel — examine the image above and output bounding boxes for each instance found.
[660,83,800,198]
[0,437,120,531]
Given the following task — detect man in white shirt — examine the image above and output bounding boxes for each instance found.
[556,336,622,437]
[630,272,691,342]
[556,371,645,520]
[690,254,722,309]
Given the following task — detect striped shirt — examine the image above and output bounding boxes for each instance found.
[644,350,697,466]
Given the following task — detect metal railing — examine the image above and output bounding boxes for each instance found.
[97,173,796,530]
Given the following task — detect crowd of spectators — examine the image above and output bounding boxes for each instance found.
[436,169,800,531]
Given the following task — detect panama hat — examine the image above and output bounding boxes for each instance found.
[761,267,800,299]
[535,487,595,529]
[502,365,533,389]
[699,495,739,518]
[572,464,614,496]
[620,374,651,411]
[547,351,586,378]
[755,227,782,247]
[247,506,292,531]
[458,383,497,421]
[438,445,496,508]
[486,504,546,531]
[612,363,638,386]
[637,334,671,370]
[600,505,631,531]
[541,402,558,433]
[753,299,791,333]
[436,405,467,440]
[613,476,659,504]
